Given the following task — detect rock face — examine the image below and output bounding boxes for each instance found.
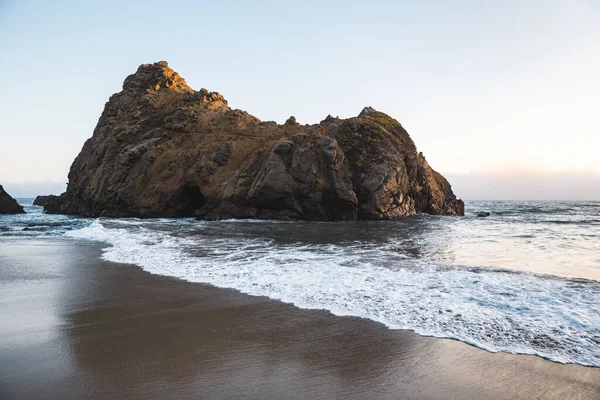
[0,185,24,214]
[45,61,464,220]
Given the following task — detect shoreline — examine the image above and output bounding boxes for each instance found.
[94,242,600,370]
[1,238,599,399]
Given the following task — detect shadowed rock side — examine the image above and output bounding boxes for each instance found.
[0,185,24,214]
[43,61,464,220]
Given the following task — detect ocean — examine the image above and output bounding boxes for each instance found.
[1,199,599,367]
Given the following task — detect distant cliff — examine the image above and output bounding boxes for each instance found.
[42,61,464,220]
[0,185,24,214]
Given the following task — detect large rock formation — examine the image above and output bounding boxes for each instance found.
[0,185,24,214]
[43,61,464,220]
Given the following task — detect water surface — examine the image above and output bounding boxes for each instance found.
[2,199,599,367]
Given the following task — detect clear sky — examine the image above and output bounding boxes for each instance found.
[1,0,599,199]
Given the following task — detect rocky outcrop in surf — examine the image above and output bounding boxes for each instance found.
[44,61,464,220]
[0,185,24,214]
[33,194,74,214]
[33,195,53,207]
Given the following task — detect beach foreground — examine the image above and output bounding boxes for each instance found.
[1,238,598,400]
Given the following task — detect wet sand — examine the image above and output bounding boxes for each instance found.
[1,238,598,400]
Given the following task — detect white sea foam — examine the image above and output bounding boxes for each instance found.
[64,219,600,367]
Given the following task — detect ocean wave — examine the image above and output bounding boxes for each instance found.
[541,219,600,225]
[65,220,600,367]
[0,212,88,237]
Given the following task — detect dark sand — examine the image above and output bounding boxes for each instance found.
[0,239,598,400]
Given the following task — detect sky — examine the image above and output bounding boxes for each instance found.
[1,0,599,199]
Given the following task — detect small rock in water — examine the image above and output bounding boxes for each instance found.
[477,212,491,218]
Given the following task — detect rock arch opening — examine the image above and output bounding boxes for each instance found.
[178,183,205,217]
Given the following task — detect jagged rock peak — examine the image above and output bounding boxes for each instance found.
[357,106,406,130]
[122,60,193,94]
[358,106,379,118]
[184,88,228,107]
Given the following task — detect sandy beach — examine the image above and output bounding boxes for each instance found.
[0,238,598,400]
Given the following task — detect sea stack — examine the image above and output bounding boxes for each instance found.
[0,185,24,214]
[43,61,464,220]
